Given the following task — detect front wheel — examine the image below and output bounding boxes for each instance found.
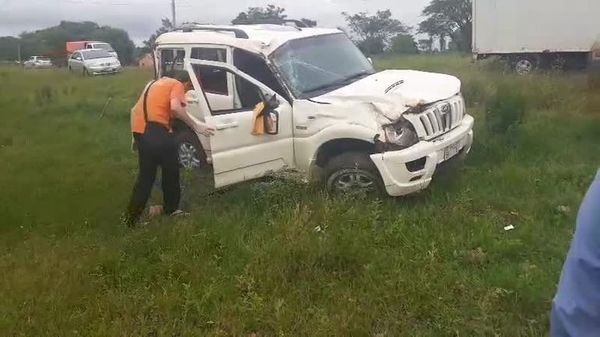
[324,152,384,196]
[174,130,205,170]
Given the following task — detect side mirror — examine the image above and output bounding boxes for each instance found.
[263,94,280,135]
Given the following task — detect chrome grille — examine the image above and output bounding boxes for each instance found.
[407,96,465,140]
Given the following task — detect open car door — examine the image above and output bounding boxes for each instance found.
[185,59,294,188]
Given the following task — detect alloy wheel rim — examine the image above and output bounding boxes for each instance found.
[178,143,201,169]
[516,59,533,74]
[332,170,375,193]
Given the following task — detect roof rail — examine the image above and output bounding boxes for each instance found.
[234,19,308,29]
[175,24,249,39]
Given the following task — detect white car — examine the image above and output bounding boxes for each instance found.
[23,56,52,69]
[68,49,122,76]
[151,23,474,196]
[85,41,119,59]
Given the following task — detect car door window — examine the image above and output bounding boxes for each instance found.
[192,64,263,115]
[233,48,290,102]
[159,48,185,76]
[191,48,229,96]
[191,47,226,62]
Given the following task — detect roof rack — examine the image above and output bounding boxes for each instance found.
[235,19,307,29]
[175,24,249,39]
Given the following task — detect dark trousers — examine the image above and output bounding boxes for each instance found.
[125,123,180,225]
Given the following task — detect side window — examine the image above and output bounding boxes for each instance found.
[190,48,229,96]
[233,49,289,101]
[86,45,93,49]
[71,53,79,60]
[191,47,226,62]
[192,64,263,115]
[159,48,185,75]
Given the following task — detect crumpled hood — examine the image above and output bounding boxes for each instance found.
[314,70,461,121]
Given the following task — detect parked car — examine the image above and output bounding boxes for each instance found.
[68,49,122,76]
[473,0,600,74]
[23,56,52,69]
[148,23,474,196]
[66,41,118,59]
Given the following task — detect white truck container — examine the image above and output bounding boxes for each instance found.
[473,0,600,73]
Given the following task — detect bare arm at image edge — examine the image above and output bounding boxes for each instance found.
[551,169,600,337]
[170,83,215,137]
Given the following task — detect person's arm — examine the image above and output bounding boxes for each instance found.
[170,82,215,136]
[170,97,215,136]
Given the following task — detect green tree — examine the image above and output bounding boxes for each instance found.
[342,10,409,55]
[418,16,452,52]
[231,5,317,27]
[420,0,472,52]
[300,18,317,27]
[0,37,20,61]
[390,34,418,54]
[232,4,287,24]
[143,18,173,51]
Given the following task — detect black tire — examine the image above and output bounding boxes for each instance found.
[512,55,538,75]
[323,152,384,195]
[174,130,206,170]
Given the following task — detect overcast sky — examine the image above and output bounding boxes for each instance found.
[0,0,429,45]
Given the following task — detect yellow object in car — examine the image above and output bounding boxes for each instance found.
[251,102,266,136]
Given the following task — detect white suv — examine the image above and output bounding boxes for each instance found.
[153,23,474,196]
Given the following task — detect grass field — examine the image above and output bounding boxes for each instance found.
[1,55,599,336]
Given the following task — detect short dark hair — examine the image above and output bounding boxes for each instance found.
[164,69,190,83]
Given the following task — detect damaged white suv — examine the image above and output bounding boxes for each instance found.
[153,23,474,196]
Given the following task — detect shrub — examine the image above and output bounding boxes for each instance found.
[485,84,526,135]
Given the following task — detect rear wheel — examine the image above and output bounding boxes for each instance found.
[174,130,205,170]
[513,55,537,75]
[324,152,384,196]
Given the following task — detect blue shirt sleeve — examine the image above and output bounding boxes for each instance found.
[551,169,600,337]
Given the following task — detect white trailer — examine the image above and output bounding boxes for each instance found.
[473,0,600,73]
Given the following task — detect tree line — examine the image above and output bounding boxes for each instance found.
[0,0,471,64]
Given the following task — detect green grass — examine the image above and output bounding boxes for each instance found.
[0,58,599,336]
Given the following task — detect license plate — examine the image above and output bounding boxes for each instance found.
[443,139,464,161]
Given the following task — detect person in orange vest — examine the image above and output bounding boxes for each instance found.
[124,70,214,226]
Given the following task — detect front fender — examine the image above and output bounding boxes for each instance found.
[294,123,378,172]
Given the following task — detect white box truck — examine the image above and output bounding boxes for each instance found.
[473,0,600,74]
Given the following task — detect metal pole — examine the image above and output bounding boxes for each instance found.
[171,0,177,27]
[17,42,21,64]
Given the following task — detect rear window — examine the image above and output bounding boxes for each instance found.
[82,50,111,59]
[94,43,114,52]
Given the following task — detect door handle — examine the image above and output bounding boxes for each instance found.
[187,98,200,104]
[215,121,239,130]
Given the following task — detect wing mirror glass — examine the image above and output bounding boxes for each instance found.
[263,94,280,135]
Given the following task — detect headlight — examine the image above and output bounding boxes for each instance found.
[382,117,419,149]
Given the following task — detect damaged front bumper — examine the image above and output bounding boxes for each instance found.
[370,115,474,197]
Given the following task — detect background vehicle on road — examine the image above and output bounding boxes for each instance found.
[473,0,600,74]
[23,56,53,69]
[68,49,122,76]
[66,40,118,59]
[151,23,474,197]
